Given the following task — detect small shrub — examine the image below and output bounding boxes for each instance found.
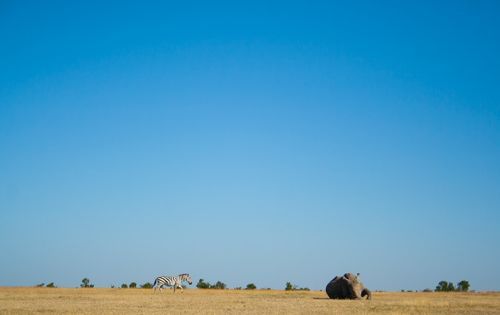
[196,279,227,289]
[129,282,137,288]
[245,283,257,290]
[211,281,227,290]
[141,282,153,289]
[121,283,128,289]
[46,282,56,288]
[196,279,210,289]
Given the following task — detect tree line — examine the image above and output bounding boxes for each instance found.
[195,279,309,291]
[285,282,310,291]
[34,278,470,292]
[435,280,470,292]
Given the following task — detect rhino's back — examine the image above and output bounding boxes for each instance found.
[326,276,352,299]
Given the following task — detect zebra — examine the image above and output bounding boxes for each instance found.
[153,273,193,293]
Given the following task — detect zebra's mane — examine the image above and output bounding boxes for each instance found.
[179,273,190,277]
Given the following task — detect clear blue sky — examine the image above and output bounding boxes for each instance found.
[1,0,499,291]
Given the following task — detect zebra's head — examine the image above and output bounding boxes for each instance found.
[180,273,192,285]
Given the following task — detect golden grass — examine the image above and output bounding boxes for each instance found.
[1,287,499,314]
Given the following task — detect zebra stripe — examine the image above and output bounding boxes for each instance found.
[153,273,192,293]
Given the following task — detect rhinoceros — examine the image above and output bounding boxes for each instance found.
[325,273,372,300]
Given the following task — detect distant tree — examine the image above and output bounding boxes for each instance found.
[435,281,449,292]
[81,278,93,288]
[423,288,433,292]
[46,282,56,288]
[285,282,293,291]
[211,281,227,289]
[111,285,115,288]
[81,278,89,288]
[129,282,137,288]
[197,279,210,289]
[245,283,256,290]
[121,283,128,289]
[36,283,45,288]
[141,282,153,289]
[234,287,242,290]
[448,283,455,291]
[436,280,464,292]
[457,280,470,292]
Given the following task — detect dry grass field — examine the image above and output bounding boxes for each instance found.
[1,287,499,314]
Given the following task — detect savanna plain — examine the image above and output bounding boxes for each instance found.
[1,287,500,314]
